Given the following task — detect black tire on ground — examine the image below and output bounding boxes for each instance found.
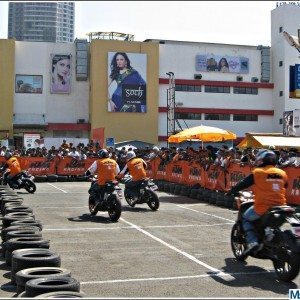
[6,229,42,242]
[1,225,41,244]
[46,175,58,183]
[163,183,170,193]
[201,190,211,202]
[56,176,68,182]
[5,237,49,266]
[11,248,61,285]
[1,199,24,214]
[34,291,86,298]
[23,179,36,194]
[88,195,98,216]
[10,220,43,230]
[34,176,47,183]
[4,206,34,215]
[2,213,35,228]
[169,183,176,194]
[2,202,24,215]
[147,190,160,211]
[25,277,80,298]
[16,267,71,294]
[216,194,225,207]
[107,195,122,222]
[209,191,217,205]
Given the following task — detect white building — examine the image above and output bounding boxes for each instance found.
[6,2,300,148]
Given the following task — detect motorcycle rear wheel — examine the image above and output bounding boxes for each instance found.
[273,230,300,282]
[147,190,160,211]
[23,179,36,194]
[231,223,247,261]
[107,195,122,222]
[88,196,98,216]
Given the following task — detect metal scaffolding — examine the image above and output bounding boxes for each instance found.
[166,72,175,146]
[86,31,134,43]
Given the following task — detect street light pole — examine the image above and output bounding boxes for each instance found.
[283,30,300,53]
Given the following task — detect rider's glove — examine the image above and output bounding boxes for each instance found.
[85,170,91,177]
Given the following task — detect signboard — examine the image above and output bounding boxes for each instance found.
[196,54,249,73]
[23,133,44,149]
[106,137,115,148]
[50,54,71,94]
[107,52,147,112]
[295,64,300,98]
[15,75,43,94]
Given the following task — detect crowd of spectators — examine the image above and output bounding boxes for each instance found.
[1,139,299,170]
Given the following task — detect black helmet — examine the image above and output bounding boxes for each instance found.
[98,149,109,158]
[255,149,277,167]
[4,151,12,160]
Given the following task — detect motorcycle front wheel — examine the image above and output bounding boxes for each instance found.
[88,195,98,216]
[23,179,36,194]
[147,190,160,211]
[273,230,300,282]
[107,195,122,222]
[231,223,247,261]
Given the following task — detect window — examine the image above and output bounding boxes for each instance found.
[279,118,283,125]
[233,114,258,121]
[204,114,230,121]
[175,84,201,92]
[279,61,283,67]
[279,91,283,96]
[233,87,258,95]
[175,112,201,120]
[205,86,230,93]
[279,26,283,33]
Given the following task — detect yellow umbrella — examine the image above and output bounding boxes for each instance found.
[168,125,237,143]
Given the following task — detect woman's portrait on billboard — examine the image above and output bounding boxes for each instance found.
[108,52,146,112]
[218,57,229,72]
[51,55,71,93]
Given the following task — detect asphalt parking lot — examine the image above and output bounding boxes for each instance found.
[0,182,299,298]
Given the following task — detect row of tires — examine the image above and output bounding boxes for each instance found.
[156,181,237,209]
[0,185,86,298]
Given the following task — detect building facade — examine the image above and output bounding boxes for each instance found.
[1,3,300,149]
[8,2,74,43]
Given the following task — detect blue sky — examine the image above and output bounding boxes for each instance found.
[0,1,280,45]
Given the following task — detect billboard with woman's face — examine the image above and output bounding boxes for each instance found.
[107,52,147,113]
[196,54,249,73]
[50,54,71,94]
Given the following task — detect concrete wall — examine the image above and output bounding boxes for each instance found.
[14,41,89,125]
[0,39,15,139]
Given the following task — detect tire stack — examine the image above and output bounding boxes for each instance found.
[0,185,85,298]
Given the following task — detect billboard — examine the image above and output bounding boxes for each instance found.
[196,54,249,73]
[50,54,71,94]
[15,75,43,94]
[23,133,44,150]
[107,52,147,112]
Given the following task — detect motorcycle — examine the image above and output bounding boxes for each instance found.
[88,175,122,222]
[123,174,159,211]
[231,191,300,282]
[0,170,36,194]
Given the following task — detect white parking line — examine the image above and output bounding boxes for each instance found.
[81,270,274,285]
[177,205,235,223]
[120,217,226,276]
[47,183,68,193]
[42,222,233,232]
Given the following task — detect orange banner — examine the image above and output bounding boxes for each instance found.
[225,163,252,191]
[19,157,57,175]
[186,162,204,187]
[56,157,97,176]
[203,165,226,191]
